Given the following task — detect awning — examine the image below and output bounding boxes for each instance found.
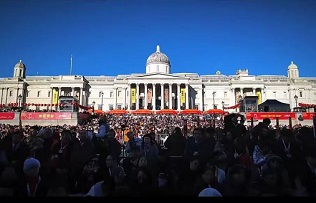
[179,109,202,114]
[132,109,153,114]
[108,109,128,114]
[204,109,224,114]
[156,109,178,114]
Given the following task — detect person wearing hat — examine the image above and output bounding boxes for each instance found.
[15,157,48,196]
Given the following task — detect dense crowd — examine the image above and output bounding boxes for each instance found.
[0,113,315,197]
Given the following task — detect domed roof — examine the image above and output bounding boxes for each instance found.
[146,45,170,65]
[288,61,298,70]
[15,60,26,68]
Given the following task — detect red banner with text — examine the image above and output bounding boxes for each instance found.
[301,113,316,120]
[246,112,296,120]
[0,112,15,120]
[21,112,72,120]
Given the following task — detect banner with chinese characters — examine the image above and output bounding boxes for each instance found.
[131,88,136,104]
[180,88,186,104]
[21,112,72,120]
[53,89,59,104]
[301,113,316,120]
[0,112,15,120]
[246,112,296,120]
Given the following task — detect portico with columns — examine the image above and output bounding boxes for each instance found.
[126,80,190,111]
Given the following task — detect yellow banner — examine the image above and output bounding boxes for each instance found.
[256,91,262,104]
[53,89,58,104]
[131,88,136,104]
[180,88,185,104]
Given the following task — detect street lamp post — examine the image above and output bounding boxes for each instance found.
[92,101,95,114]
[17,94,22,128]
[212,91,216,109]
[17,94,22,110]
[221,101,225,119]
[294,95,298,111]
[100,92,104,111]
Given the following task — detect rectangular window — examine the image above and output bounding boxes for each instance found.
[110,92,113,98]
[48,91,51,98]
[98,104,102,110]
[299,91,303,97]
[117,105,122,110]
[109,104,113,110]
[118,91,122,97]
[99,92,104,97]
[9,91,13,97]
[37,91,41,97]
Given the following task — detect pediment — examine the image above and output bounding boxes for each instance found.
[132,73,182,79]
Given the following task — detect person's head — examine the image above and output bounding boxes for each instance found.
[61,130,72,144]
[78,130,89,143]
[193,128,202,141]
[231,115,238,124]
[108,129,116,139]
[23,158,41,178]
[201,165,216,185]
[227,165,247,185]
[105,154,118,168]
[127,131,134,139]
[142,134,152,145]
[262,118,271,127]
[138,156,147,167]
[172,127,182,136]
[189,155,200,171]
[12,132,23,145]
[137,167,152,185]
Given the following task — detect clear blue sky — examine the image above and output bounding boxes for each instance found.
[1,0,316,78]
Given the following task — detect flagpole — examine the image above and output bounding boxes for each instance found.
[70,54,73,75]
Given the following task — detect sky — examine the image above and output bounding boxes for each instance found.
[1,0,316,78]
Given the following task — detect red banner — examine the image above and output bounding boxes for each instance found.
[246,112,296,120]
[0,112,15,120]
[302,113,316,120]
[21,112,72,120]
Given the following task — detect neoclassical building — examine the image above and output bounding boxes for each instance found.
[0,45,316,112]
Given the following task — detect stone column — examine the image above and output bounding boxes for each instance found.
[114,88,118,109]
[185,84,189,109]
[136,84,139,110]
[128,84,131,110]
[5,88,8,104]
[177,84,181,110]
[0,88,3,105]
[72,87,75,97]
[199,88,203,111]
[123,87,127,110]
[152,83,156,110]
[50,87,53,111]
[144,83,148,109]
[169,84,172,109]
[161,84,164,110]
[16,88,19,103]
[79,88,83,105]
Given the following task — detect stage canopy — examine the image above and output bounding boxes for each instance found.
[156,109,178,114]
[258,99,291,112]
[179,109,202,114]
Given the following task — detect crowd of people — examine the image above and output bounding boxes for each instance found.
[0,113,316,197]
